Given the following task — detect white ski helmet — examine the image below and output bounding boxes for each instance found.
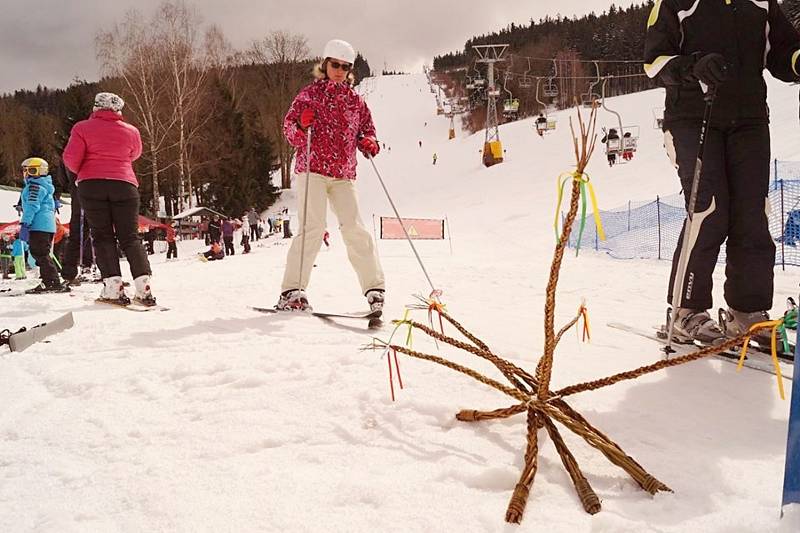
[323,39,356,64]
[93,92,125,113]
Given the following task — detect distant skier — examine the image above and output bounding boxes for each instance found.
[166,223,178,260]
[208,216,222,244]
[62,92,156,306]
[323,230,330,248]
[432,153,437,165]
[18,158,69,293]
[247,207,259,241]
[644,0,800,345]
[201,241,224,261]
[277,38,385,313]
[418,140,422,148]
[222,218,235,256]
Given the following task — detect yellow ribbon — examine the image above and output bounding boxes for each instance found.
[736,319,785,400]
[554,171,606,246]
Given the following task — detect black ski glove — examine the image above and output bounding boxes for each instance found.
[693,53,729,87]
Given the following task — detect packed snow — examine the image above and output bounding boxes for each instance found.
[1,73,799,532]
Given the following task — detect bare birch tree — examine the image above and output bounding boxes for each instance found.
[156,0,209,211]
[96,9,175,214]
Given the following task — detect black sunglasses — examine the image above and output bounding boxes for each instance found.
[328,60,352,72]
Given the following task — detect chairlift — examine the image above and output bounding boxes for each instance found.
[472,64,486,88]
[502,71,519,119]
[543,58,559,97]
[534,78,557,134]
[581,61,602,107]
[601,77,639,164]
[518,58,534,89]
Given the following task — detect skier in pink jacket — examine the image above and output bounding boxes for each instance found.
[62,92,156,307]
[277,39,385,314]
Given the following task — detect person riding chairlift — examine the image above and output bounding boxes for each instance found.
[535,113,548,137]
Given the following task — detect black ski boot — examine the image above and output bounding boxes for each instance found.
[25,280,71,294]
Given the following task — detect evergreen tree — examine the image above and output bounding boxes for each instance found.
[353,53,371,84]
[203,78,279,216]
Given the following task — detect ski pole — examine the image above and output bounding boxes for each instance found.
[664,88,717,356]
[297,127,313,291]
[367,155,437,294]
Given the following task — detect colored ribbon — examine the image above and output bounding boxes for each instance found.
[554,171,605,255]
[736,319,786,400]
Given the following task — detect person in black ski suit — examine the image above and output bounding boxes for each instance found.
[601,128,620,166]
[644,0,800,344]
[208,216,222,244]
[59,163,94,284]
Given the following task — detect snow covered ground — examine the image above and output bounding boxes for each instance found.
[2,73,800,532]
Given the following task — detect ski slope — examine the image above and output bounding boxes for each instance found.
[1,73,800,532]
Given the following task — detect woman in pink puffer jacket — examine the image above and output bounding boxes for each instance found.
[62,92,156,307]
[276,38,385,314]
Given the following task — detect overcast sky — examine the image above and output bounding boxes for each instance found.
[0,0,641,94]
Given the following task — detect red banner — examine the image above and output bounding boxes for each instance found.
[380,217,444,240]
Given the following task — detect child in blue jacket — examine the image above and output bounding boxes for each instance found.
[18,157,68,293]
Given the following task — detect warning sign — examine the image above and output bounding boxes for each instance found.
[380,217,444,240]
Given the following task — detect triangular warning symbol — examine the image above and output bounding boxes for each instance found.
[408,225,419,237]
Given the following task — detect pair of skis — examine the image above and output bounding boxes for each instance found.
[93,298,169,312]
[252,306,383,329]
[608,321,793,380]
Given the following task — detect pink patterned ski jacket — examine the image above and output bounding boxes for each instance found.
[284,79,376,180]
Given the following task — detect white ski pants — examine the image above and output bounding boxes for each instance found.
[281,172,385,294]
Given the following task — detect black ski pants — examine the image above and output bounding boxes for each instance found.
[28,231,59,285]
[166,241,178,259]
[78,180,151,280]
[666,122,774,312]
[223,236,235,256]
[62,177,94,280]
[250,224,258,241]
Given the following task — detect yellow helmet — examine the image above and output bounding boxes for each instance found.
[20,157,49,177]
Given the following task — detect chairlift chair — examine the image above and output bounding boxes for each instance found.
[581,61,602,108]
[503,98,520,117]
[600,77,640,164]
[518,58,534,89]
[543,58,559,98]
[652,107,665,130]
[534,78,557,133]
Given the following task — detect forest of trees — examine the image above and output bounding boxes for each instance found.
[0,0,372,219]
[432,3,655,128]
[434,3,652,71]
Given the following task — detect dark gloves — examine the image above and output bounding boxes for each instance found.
[693,53,729,87]
[19,223,30,242]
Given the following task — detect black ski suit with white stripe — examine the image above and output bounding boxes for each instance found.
[644,0,800,312]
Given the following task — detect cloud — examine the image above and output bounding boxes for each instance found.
[0,0,639,93]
